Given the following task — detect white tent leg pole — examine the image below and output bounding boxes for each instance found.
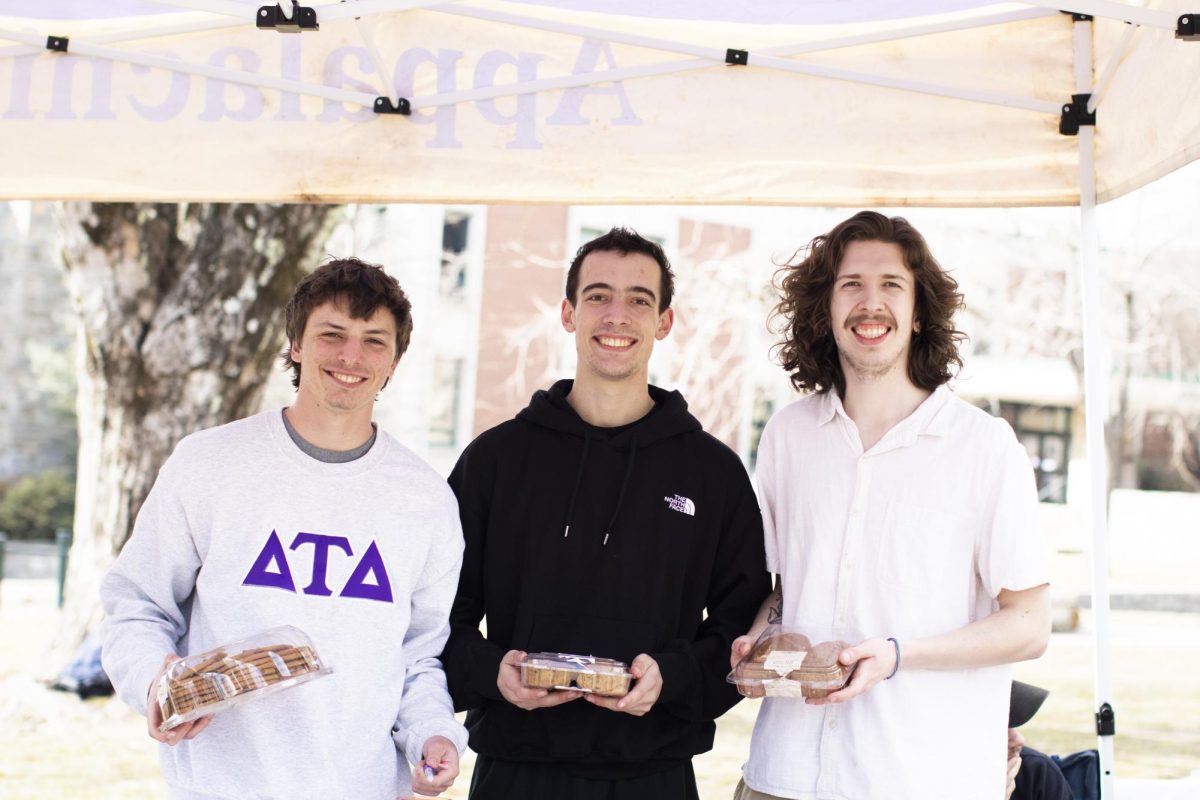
[1073,16,1117,799]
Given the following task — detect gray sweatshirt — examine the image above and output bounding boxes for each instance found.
[101,410,467,800]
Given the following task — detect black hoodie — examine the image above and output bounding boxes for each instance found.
[441,380,770,776]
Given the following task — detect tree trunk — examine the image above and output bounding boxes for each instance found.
[53,203,341,657]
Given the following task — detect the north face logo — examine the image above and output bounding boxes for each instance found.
[665,495,695,516]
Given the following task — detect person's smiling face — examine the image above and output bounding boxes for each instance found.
[561,249,673,385]
[829,239,918,384]
[291,299,400,417]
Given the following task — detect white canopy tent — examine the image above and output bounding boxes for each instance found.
[6,2,1200,795]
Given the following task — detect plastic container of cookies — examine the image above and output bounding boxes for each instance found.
[156,625,332,732]
[519,652,632,697]
[727,625,851,699]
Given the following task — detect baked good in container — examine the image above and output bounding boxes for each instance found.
[156,625,332,732]
[728,626,851,699]
[519,652,631,697]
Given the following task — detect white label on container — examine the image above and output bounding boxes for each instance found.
[763,678,806,698]
[763,650,808,675]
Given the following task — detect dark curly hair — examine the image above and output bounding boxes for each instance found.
[771,211,965,396]
[280,257,413,389]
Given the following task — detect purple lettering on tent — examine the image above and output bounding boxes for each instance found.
[319,47,376,123]
[274,35,306,122]
[3,54,35,120]
[242,529,296,592]
[473,50,544,150]
[395,47,463,149]
[129,56,189,121]
[546,40,641,127]
[290,532,353,597]
[47,56,116,120]
[340,540,394,604]
[200,47,264,122]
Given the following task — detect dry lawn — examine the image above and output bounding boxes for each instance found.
[2,579,1197,799]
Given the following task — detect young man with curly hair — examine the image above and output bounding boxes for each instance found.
[732,211,1051,800]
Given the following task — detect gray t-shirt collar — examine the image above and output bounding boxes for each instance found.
[280,408,377,463]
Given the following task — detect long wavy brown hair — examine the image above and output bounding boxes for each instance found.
[771,211,966,396]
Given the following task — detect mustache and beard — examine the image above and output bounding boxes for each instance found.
[837,311,908,384]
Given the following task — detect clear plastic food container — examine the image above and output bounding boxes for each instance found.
[156,625,332,732]
[727,625,851,699]
[519,652,632,697]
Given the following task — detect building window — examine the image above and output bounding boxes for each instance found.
[995,402,1072,504]
[440,212,470,298]
[748,388,774,471]
[428,358,463,448]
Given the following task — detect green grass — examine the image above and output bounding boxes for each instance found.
[2,581,1197,799]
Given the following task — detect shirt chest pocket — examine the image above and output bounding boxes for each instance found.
[875,501,973,595]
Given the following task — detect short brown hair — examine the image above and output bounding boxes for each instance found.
[771,211,965,396]
[280,257,413,388]
[565,227,675,312]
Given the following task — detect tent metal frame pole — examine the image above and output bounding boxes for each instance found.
[0,16,244,59]
[436,4,1060,113]
[353,15,400,104]
[0,3,1078,118]
[319,0,469,21]
[142,0,252,18]
[1025,0,1173,29]
[0,26,377,107]
[760,8,1057,56]
[0,14,1060,117]
[1073,15,1117,800]
[1088,21,1139,114]
[140,0,464,21]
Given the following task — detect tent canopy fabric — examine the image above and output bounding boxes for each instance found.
[0,3,1166,796]
[1,0,1197,206]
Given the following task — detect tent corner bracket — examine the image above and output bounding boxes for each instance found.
[257,2,319,33]
[725,49,748,66]
[374,97,412,116]
[1096,702,1115,736]
[45,36,68,53]
[1059,93,1095,136]
[1060,11,1093,22]
[1176,14,1200,40]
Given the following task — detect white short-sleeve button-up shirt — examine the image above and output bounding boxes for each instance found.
[743,386,1049,800]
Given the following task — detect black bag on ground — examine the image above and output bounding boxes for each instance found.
[50,631,114,699]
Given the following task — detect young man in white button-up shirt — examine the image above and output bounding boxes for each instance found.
[732,211,1051,800]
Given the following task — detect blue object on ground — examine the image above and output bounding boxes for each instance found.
[50,631,114,699]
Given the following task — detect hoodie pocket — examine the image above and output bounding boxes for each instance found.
[525,613,656,664]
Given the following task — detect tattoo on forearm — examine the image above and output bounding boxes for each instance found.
[767,588,783,625]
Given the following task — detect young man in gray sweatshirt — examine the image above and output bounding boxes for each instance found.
[101,258,467,800]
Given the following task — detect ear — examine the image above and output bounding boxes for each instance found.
[913,319,921,334]
[655,308,675,341]
[289,339,301,362]
[561,298,576,333]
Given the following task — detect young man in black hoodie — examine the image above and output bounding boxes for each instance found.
[441,227,771,799]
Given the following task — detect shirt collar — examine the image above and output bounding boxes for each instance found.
[817,390,841,426]
[902,384,954,441]
[817,384,955,449]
